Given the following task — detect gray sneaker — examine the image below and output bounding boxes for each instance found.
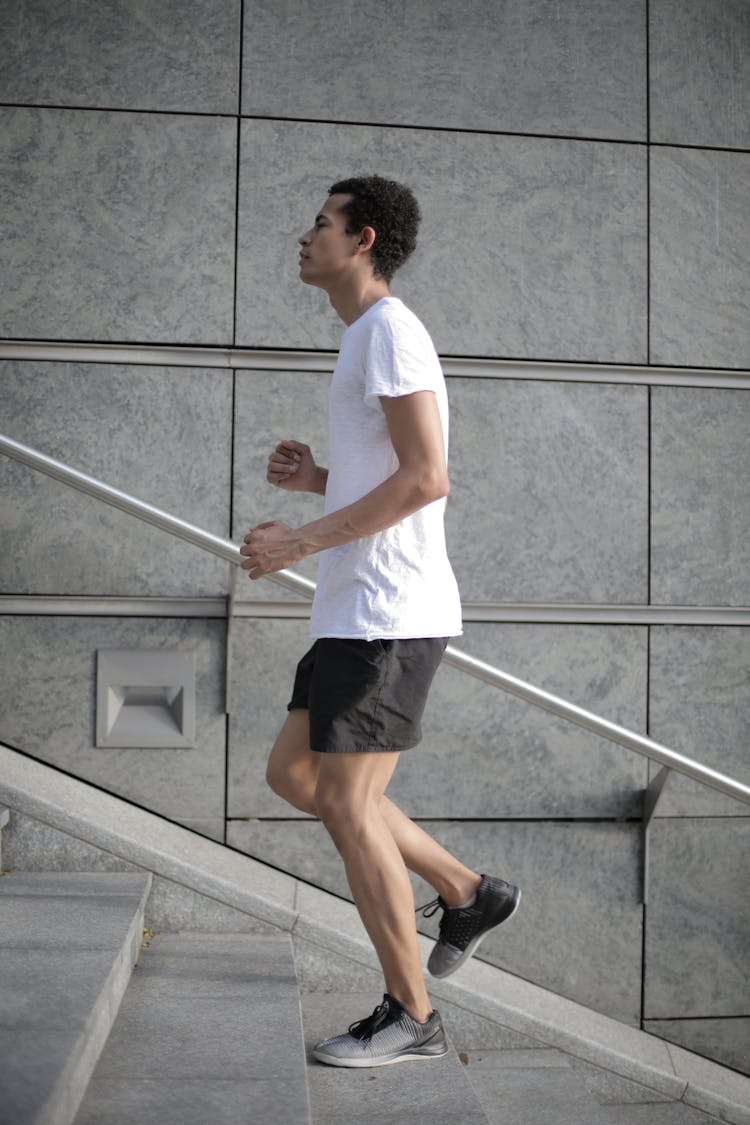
[312,993,449,1068]
[420,874,521,978]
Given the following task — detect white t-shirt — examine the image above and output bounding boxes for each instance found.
[309,296,463,641]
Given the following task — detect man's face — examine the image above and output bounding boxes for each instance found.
[298,194,359,289]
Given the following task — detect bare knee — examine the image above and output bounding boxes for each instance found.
[316,785,372,849]
[264,711,319,814]
[266,757,317,815]
[315,785,342,831]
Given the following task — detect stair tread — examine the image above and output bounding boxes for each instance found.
[0,871,151,1125]
[300,990,491,1125]
[74,931,311,1125]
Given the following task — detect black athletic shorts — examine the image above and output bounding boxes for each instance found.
[287,636,449,754]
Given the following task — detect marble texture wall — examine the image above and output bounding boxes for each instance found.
[644,819,750,1018]
[0,362,233,597]
[0,107,236,343]
[236,120,647,362]
[651,388,750,608]
[242,0,647,141]
[1,0,748,1075]
[0,616,227,840]
[230,371,649,605]
[0,0,241,114]
[650,147,750,369]
[648,627,750,818]
[650,0,750,149]
[445,379,648,603]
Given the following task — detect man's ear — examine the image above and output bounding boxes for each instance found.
[357,225,377,252]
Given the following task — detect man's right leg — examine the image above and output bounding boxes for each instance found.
[266,709,481,908]
[267,710,520,980]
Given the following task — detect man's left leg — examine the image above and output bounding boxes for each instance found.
[314,748,432,1020]
[312,748,449,1066]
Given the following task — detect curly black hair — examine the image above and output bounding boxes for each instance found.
[328,175,421,283]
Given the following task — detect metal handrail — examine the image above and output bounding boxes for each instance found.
[3,430,750,809]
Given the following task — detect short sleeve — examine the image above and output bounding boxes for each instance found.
[363,309,441,409]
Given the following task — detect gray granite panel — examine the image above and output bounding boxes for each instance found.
[233,374,649,606]
[446,379,648,603]
[650,389,750,609]
[0,0,240,113]
[650,147,750,369]
[650,0,750,149]
[231,368,330,602]
[0,107,236,343]
[227,618,314,817]
[230,818,644,1023]
[227,619,648,819]
[0,615,227,823]
[243,0,646,140]
[236,121,647,363]
[644,818,750,1018]
[0,361,233,597]
[648,627,750,817]
[645,1018,750,1078]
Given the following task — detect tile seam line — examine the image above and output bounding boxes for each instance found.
[0,103,648,143]
[2,101,749,153]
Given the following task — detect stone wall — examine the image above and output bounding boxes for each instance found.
[1,0,748,1073]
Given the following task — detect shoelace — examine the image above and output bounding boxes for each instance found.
[348,996,398,1041]
[416,896,444,919]
[417,895,478,947]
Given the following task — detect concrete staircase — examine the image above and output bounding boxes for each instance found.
[2,742,750,1125]
[0,871,151,1124]
[75,932,310,1124]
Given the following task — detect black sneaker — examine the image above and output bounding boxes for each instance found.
[312,993,449,1068]
[420,874,521,978]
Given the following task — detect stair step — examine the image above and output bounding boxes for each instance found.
[0,871,151,1125]
[74,931,311,1125]
[300,991,491,1124]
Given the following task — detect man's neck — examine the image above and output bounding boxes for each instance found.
[328,276,392,326]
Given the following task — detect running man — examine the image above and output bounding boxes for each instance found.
[240,175,520,1067]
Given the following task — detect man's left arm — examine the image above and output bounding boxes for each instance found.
[240,390,449,580]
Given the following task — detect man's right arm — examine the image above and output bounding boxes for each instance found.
[266,439,328,495]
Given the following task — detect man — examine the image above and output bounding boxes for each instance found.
[240,175,520,1067]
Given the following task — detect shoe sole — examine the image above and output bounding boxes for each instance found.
[312,1044,449,1068]
[428,885,522,979]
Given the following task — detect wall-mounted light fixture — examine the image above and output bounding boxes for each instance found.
[96,650,195,748]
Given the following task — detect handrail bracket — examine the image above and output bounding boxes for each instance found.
[642,766,672,905]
